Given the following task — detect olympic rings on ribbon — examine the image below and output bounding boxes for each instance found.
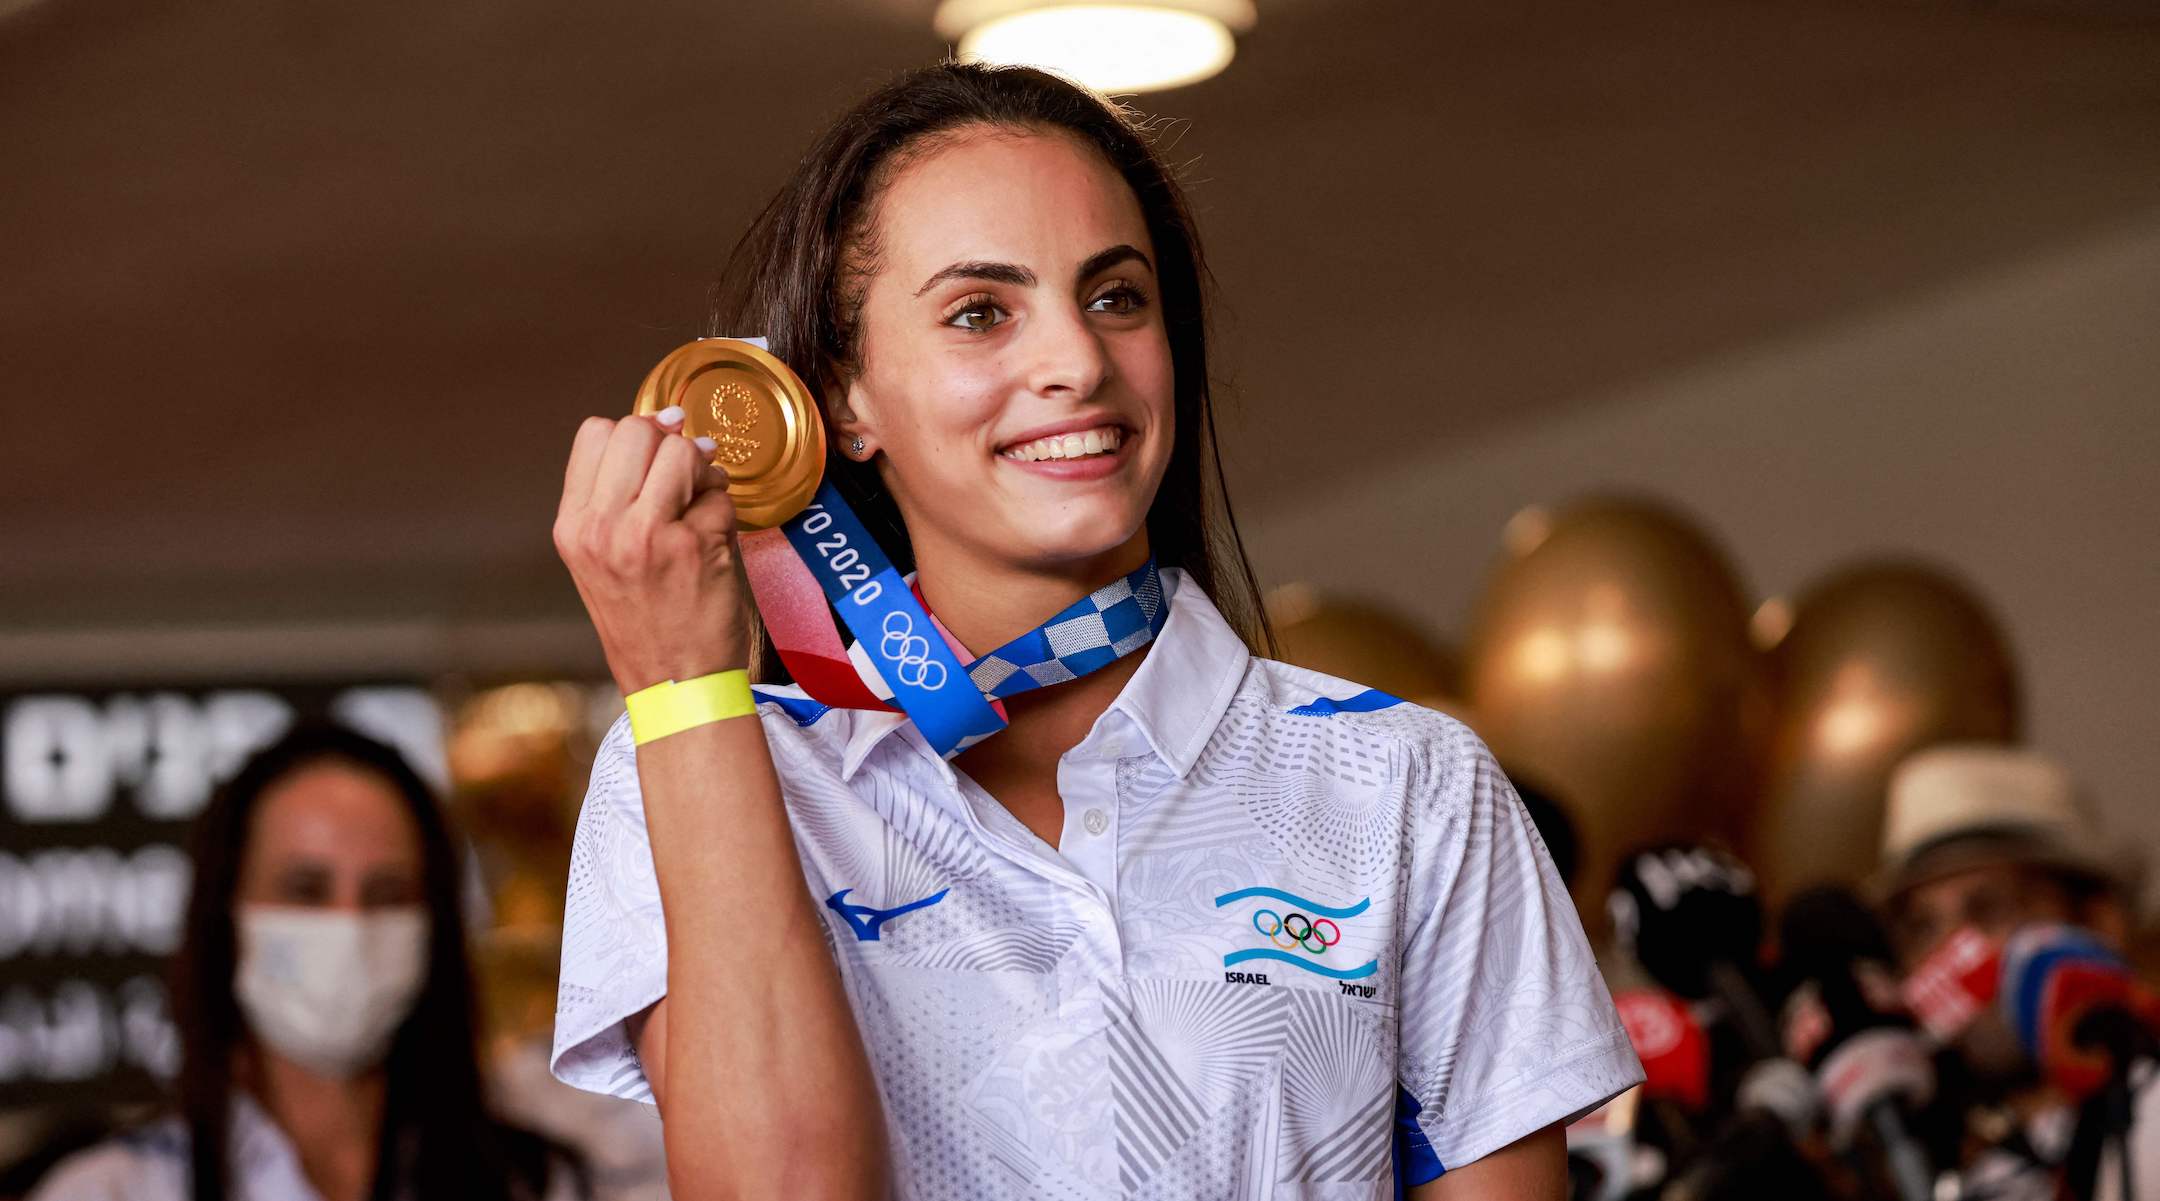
[1250,908,1340,956]
[879,610,948,690]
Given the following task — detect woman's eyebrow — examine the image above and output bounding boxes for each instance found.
[914,260,1036,297]
[911,245,1153,298]
[1076,244,1151,281]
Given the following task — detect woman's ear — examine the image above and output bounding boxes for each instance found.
[824,370,878,462]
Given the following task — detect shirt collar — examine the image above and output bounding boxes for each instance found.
[839,706,914,783]
[835,567,1249,783]
[1106,568,1250,778]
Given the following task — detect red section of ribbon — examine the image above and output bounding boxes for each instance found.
[912,578,1007,725]
[741,528,1011,728]
[739,528,893,712]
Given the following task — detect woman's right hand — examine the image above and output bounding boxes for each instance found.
[553,405,750,696]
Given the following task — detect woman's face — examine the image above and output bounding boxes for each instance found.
[237,762,425,913]
[838,127,1175,579]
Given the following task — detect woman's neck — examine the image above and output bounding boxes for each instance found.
[245,1046,386,1201]
[911,534,1150,660]
[917,531,1156,844]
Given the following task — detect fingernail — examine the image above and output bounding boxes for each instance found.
[694,436,717,455]
[657,405,684,426]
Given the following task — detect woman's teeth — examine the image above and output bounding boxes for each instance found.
[1001,427,1123,462]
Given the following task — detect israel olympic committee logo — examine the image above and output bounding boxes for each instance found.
[879,611,947,690]
[1215,886,1379,994]
[1252,909,1341,955]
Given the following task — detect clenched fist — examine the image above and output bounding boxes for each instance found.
[554,405,752,695]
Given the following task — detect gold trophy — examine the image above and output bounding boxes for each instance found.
[632,339,827,529]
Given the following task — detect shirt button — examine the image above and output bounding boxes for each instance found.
[1083,808,1109,836]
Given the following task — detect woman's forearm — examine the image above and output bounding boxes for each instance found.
[638,715,888,1200]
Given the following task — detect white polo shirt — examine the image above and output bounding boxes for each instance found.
[553,570,1641,1199]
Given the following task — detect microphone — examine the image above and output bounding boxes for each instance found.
[1735,1056,1822,1139]
[1615,988,1712,1113]
[1660,1058,1835,1201]
[1776,886,1937,1201]
[1815,1027,1937,1201]
[1900,924,2002,1046]
[1609,844,1779,1061]
[1778,885,1906,1064]
[1994,924,2160,1201]
[1996,923,2159,1101]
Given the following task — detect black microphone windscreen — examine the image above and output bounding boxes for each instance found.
[1610,844,1762,1000]
[1778,884,1894,980]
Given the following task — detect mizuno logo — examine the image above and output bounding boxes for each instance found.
[824,887,949,942]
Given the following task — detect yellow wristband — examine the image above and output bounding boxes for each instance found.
[624,670,757,745]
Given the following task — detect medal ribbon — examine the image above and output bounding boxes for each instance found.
[741,481,1168,757]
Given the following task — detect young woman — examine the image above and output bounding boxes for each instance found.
[34,725,582,1201]
[550,63,1641,1199]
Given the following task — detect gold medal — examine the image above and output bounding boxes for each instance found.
[632,339,827,529]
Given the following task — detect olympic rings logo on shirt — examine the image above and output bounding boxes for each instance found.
[879,611,948,690]
[1252,908,1340,956]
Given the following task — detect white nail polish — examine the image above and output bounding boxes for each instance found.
[657,405,685,425]
[694,436,717,454]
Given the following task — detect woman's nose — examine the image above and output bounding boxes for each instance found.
[1022,304,1111,399]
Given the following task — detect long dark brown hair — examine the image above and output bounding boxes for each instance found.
[707,61,1273,673]
[170,724,576,1201]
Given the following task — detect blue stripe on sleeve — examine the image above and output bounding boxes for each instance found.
[1393,1085,1445,1195]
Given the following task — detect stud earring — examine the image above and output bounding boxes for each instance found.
[848,436,867,458]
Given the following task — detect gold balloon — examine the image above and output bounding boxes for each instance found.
[1749,562,2019,901]
[1465,498,1764,908]
[1266,583,1465,716]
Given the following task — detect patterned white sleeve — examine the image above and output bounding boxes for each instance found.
[1395,727,1643,1174]
[551,716,665,1104]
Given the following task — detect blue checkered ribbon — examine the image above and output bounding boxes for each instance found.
[965,558,1168,700]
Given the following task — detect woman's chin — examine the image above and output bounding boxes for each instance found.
[993,515,1152,574]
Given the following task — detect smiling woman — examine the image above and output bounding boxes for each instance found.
[547,62,1640,1201]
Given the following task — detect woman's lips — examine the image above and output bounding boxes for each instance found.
[998,425,1132,481]
[998,424,1125,462]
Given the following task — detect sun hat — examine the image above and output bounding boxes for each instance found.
[1876,744,2128,902]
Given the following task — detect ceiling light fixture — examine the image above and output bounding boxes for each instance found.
[934,0,1258,94]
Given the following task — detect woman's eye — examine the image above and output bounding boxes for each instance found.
[945,300,1005,332]
[1087,286,1147,315]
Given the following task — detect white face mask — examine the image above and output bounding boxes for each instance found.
[234,905,430,1079]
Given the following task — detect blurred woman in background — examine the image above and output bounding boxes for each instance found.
[32,724,583,1201]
